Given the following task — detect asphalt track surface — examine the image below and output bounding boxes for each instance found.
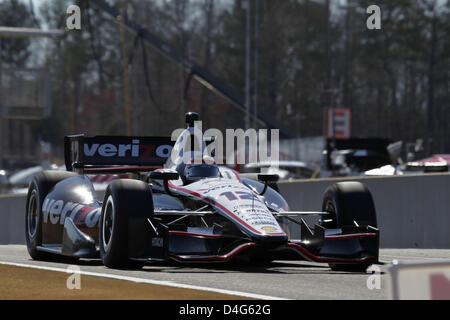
[1,245,449,300]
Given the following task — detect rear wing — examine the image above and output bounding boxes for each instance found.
[64,134,174,174]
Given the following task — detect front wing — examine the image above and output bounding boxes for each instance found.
[49,210,379,267]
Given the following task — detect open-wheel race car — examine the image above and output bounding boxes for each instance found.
[25,113,379,271]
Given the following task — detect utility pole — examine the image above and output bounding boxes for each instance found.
[244,0,251,130]
[0,38,3,169]
[176,0,186,126]
[323,0,335,174]
[253,0,259,129]
[426,13,437,156]
[66,45,75,134]
[119,14,132,136]
[325,0,331,107]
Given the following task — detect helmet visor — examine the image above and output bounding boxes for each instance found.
[186,165,220,178]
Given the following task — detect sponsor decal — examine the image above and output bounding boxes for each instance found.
[169,180,285,236]
[84,139,140,158]
[261,226,277,232]
[42,198,101,228]
[83,139,172,160]
[66,265,81,290]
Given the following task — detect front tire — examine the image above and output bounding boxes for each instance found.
[321,182,378,272]
[99,179,154,269]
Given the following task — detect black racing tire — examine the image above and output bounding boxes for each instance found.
[321,182,377,229]
[25,170,78,260]
[321,182,378,272]
[99,179,154,269]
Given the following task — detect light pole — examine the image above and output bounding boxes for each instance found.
[253,0,259,129]
[0,37,3,169]
[244,0,251,130]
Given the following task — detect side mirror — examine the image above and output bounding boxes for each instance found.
[149,170,179,196]
[149,170,179,181]
[257,174,279,195]
[257,174,279,183]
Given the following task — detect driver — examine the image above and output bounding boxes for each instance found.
[176,157,220,185]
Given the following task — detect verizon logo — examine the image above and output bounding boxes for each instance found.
[42,198,100,228]
[84,140,140,158]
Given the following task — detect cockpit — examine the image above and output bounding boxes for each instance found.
[176,161,220,184]
[166,112,221,185]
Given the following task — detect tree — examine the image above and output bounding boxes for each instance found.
[0,0,33,67]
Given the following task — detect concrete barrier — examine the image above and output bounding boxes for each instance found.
[0,194,26,245]
[279,173,450,249]
[1,173,449,248]
[0,190,105,246]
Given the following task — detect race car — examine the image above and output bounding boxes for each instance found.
[25,112,379,271]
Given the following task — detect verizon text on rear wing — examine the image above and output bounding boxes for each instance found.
[64,134,174,174]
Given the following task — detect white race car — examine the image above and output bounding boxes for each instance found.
[25,113,379,271]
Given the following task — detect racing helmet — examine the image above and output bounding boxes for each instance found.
[175,162,187,178]
[183,161,220,184]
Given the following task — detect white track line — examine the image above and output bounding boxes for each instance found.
[380,254,450,261]
[0,261,286,300]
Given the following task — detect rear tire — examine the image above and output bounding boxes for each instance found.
[99,179,153,269]
[321,182,378,272]
[25,170,78,260]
